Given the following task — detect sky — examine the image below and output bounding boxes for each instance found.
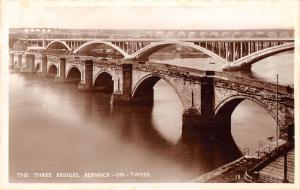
[4,0,298,30]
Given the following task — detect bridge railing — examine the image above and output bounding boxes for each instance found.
[21,37,295,42]
[214,71,293,95]
[232,43,294,65]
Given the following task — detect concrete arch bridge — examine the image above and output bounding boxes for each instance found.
[15,37,294,71]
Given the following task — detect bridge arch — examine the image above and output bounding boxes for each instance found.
[73,40,129,58]
[228,43,294,70]
[166,31,176,39]
[177,31,186,38]
[35,62,41,72]
[188,31,197,38]
[128,40,227,64]
[214,94,285,141]
[268,31,278,38]
[199,31,208,38]
[243,31,253,38]
[146,30,153,37]
[93,71,114,93]
[215,95,275,121]
[132,74,184,106]
[46,40,71,51]
[155,31,165,38]
[66,66,82,84]
[255,31,267,38]
[209,31,220,38]
[47,64,58,77]
[221,32,230,38]
[232,32,242,38]
[279,31,290,38]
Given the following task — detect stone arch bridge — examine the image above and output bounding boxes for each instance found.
[9,52,294,142]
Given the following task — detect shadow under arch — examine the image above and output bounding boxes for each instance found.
[35,63,41,72]
[132,74,184,107]
[66,67,81,84]
[214,95,277,146]
[93,71,114,93]
[47,64,58,78]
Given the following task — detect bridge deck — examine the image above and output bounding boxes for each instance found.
[20,38,294,42]
[132,61,294,96]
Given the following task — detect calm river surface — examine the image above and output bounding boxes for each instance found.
[9,51,293,182]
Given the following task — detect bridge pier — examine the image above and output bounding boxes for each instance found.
[9,53,14,69]
[78,60,93,92]
[14,54,22,71]
[112,63,133,104]
[54,58,66,83]
[41,56,48,76]
[20,54,35,74]
[182,76,231,141]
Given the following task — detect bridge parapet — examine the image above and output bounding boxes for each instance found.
[65,55,94,63]
[134,61,206,78]
[214,71,293,96]
[214,78,294,107]
[133,62,293,96]
[92,58,123,66]
[27,48,71,56]
[47,54,60,64]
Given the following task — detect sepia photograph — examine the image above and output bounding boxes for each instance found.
[0,0,299,189]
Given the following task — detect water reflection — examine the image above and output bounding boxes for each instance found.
[152,80,183,144]
[9,74,241,182]
[175,134,242,174]
[231,100,277,152]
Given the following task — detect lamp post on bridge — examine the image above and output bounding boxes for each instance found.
[276,74,279,149]
[41,29,51,48]
[42,29,46,47]
[24,29,29,46]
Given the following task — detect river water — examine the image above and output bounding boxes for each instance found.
[9,51,293,182]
